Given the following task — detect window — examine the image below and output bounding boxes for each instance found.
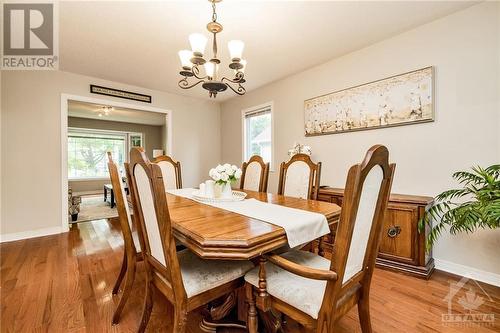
[129,133,143,148]
[243,102,273,168]
[68,129,126,180]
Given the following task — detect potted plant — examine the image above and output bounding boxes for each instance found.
[419,164,500,250]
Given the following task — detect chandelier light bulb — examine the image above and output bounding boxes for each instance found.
[240,59,247,73]
[189,33,208,56]
[204,61,218,78]
[178,50,193,68]
[228,40,244,61]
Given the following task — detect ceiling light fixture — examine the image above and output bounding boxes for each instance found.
[178,0,246,98]
[98,106,113,117]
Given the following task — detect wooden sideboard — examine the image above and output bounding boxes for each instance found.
[317,187,435,279]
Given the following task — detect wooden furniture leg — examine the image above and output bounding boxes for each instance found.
[246,283,258,333]
[256,257,271,311]
[199,291,247,332]
[112,254,136,324]
[137,278,154,333]
[318,236,325,257]
[260,310,282,333]
[358,290,373,333]
[112,251,127,295]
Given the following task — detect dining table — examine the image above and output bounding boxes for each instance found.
[165,189,342,331]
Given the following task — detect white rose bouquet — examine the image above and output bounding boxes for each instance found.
[209,163,242,185]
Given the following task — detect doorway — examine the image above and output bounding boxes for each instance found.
[61,94,171,231]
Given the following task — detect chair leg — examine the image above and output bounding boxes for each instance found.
[172,308,188,333]
[357,295,372,333]
[246,284,258,333]
[112,251,127,295]
[112,255,136,324]
[137,279,154,333]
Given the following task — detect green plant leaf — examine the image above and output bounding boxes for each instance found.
[421,164,500,252]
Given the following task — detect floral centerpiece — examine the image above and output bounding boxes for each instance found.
[209,164,242,198]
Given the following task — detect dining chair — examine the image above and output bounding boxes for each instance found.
[240,155,270,192]
[153,154,182,190]
[245,145,395,333]
[127,147,254,333]
[107,152,143,325]
[277,153,322,200]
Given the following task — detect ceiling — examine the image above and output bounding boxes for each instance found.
[60,1,477,101]
[68,100,166,126]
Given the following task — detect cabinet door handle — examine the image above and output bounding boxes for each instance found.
[387,226,401,238]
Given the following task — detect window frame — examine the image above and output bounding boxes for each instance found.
[67,127,132,181]
[241,101,275,171]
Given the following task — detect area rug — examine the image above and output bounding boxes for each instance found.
[72,195,118,223]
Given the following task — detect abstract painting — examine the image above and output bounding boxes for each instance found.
[304,67,434,136]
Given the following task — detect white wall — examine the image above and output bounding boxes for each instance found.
[220,3,500,282]
[1,70,221,238]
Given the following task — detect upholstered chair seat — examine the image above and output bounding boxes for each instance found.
[245,249,329,319]
[157,249,254,298]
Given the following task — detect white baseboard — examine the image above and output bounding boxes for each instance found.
[435,258,500,287]
[0,226,64,243]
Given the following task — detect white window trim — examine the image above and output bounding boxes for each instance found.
[67,127,129,181]
[241,101,275,172]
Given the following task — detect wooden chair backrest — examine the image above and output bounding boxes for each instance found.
[277,153,322,200]
[127,147,187,301]
[153,155,183,190]
[240,155,270,192]
[319,145,395,324]
[107,152,138,254]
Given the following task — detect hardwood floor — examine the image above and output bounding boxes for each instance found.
[1,218,499,332]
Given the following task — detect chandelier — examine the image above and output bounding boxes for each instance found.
[177,0,246,98]
[98,106,113,117]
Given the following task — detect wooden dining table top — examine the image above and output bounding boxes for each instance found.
[166,190,341,260]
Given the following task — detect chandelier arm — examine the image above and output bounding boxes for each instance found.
[178,78,205,90]
[191,65,208,80]
[221,77,246,95]
[221,74,244,84]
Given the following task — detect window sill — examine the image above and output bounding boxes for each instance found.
[68,178,110,182]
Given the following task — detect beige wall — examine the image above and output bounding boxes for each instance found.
[221,3,500,278]
[1,70,221,237]
[67,116,165,193]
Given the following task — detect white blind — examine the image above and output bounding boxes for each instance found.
[244,105,271,118]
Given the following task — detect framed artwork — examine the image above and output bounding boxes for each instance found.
[129,133,143,148]
[304,66,434,136]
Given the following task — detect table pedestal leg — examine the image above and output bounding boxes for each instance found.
[200,291,246,333]
[260,310,283,333]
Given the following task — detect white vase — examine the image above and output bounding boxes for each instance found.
[221,182,233,199]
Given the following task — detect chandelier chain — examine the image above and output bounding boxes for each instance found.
[212,1,217,22]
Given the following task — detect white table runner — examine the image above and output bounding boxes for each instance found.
[167,188,330,248]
